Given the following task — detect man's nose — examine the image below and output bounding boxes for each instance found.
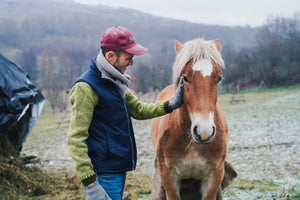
[129,59,133,66]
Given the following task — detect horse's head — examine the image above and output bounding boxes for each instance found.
[172,38,225,144]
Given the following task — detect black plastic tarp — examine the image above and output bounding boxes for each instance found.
[0,53,44,151]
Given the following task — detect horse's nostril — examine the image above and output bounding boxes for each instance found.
[193,126,197,135]
[211,126,216,136]
[193,126,201,139]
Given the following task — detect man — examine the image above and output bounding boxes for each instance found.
[68,26,183,200]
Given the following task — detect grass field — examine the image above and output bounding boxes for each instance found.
[18,86,300,199]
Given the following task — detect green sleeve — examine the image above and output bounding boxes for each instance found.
[67,82,98,186]
[126,89,170,120]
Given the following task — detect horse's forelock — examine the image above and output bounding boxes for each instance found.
[172,38,225,86]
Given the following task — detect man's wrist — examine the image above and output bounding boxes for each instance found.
[82,174,97,186]
[164,101,173,113]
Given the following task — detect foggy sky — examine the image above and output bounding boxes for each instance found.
[73,0,300,27]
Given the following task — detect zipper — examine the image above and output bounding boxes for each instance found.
[123,98,135,170]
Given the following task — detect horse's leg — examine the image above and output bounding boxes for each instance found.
[201,167,224,200]
[221,160,238,190]
[159,165,181,200]
[163,178,181,200]
[216,187,223,200]
[151,157,166,200]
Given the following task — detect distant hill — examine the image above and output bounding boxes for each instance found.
[0,0,260,94]
[0,0,258,52]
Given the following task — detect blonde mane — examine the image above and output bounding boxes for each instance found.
[172,38,225,86]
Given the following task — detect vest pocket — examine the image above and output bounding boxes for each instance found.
[107,129,131,160]
[87,136,108,160]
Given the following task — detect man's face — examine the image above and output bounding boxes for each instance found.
[113,52,134,74]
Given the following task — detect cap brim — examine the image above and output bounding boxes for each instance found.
[125,43,148,55]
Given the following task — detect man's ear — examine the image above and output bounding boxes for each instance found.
[105,51,117,65]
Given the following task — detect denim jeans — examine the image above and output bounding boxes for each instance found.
[85,173,126,200]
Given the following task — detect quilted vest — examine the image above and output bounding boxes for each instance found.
[75,59,137,173]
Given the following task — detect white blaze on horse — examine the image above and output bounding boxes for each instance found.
[151,38,237,200]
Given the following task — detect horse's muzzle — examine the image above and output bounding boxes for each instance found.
[192,125,215,144]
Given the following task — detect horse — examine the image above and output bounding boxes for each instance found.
[151,38,236,200]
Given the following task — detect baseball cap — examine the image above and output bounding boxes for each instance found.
[100,26,148,55]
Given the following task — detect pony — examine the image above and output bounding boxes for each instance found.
[151,38,236,200]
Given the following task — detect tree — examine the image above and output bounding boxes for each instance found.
[0,19,20,46]
[18,49,38,81]
[255,16,300,86]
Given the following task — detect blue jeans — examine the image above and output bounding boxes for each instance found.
[85,173,126,200]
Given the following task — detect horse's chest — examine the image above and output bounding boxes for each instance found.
[171,149,216,179]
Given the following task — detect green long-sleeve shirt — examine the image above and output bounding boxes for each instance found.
[67,82,169,186]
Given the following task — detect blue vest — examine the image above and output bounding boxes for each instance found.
[75,59,137,174]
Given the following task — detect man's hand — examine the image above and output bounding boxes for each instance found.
[86,180,111,200]
[168,78,184,111]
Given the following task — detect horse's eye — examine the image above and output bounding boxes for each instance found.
[183,76,189,83]
[217,76,223,84]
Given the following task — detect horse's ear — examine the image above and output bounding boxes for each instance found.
[214,39,221,52]
[174,40,183,53]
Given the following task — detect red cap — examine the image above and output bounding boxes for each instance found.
[100,26,148,55]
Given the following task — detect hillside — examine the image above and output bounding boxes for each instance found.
[1,0,298,97]
[3,0,281,98]
[0,0,258,54]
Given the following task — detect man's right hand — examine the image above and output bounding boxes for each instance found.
[168,77,184,111]
[86,180,112,200]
